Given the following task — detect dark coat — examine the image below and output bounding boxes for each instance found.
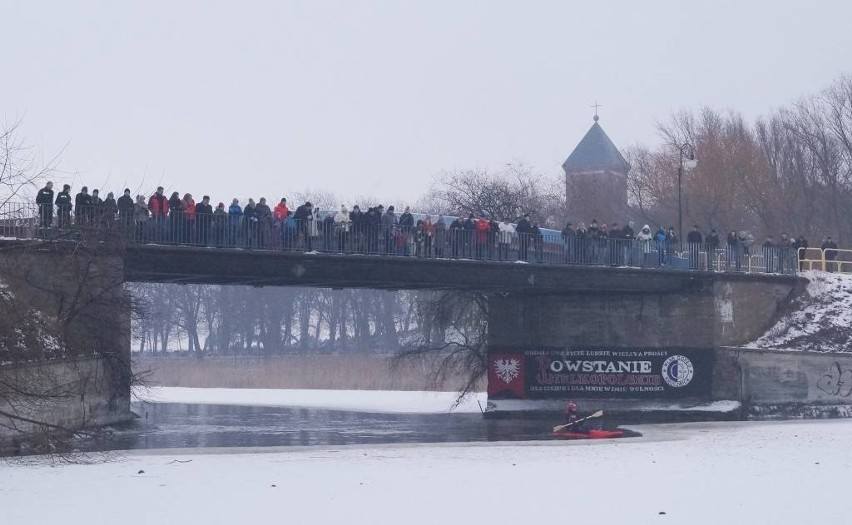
[398,212,414,228]
[36,186,54,208]
[169,195,184,215]
[687,230,703,244]
[117,195,135,216]
[55,191,72,211]
[195,202,213,216]
[75,192,92,212]
[254,203,271,222]
[706,232,720,248]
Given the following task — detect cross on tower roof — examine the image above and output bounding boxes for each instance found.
[591,101,602,122]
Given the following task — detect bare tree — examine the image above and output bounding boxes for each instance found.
[393,291,489,405]
[0,119,62,209]
[422,163,565,227]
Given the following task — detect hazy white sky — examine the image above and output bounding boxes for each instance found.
[3,1,852,205]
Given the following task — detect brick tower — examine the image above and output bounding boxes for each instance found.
[562,115,630,224]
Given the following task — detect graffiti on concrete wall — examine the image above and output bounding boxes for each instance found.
[817,362,852,398]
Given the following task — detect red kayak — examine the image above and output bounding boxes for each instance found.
[550,429,624,440]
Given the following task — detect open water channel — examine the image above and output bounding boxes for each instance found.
[76,402,636,452]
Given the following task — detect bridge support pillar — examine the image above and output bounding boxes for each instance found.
[0,243,132,442]
[485,275,803,418]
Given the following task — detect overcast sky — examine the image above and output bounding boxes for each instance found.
[3,0,852,205]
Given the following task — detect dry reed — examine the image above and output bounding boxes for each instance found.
[133,355,484,392]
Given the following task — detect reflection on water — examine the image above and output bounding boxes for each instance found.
[78,403,633,452]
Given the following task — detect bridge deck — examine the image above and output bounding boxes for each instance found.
[123,244,799,294]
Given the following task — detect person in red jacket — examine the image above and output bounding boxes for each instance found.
[182,193,196,243]
[148,187,169,242]
[474,217,490,259]
[273,198,290,249]
[563,401,586,432]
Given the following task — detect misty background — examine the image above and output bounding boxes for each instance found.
[4,0,852,204]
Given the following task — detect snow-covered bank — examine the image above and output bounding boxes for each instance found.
[134,386,487,414]
[749,270,852,351]
[4,419,852,525]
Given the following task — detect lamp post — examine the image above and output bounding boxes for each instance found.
[676,143,697,244]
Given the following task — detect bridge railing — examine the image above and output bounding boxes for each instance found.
[797,247,852,274]
[0,201,39,239]
[5,202,802,274]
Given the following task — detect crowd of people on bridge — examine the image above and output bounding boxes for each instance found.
[32,181,837,273]
[557,219,821,272]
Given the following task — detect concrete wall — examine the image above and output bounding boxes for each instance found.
[714,347,852,418]
[0,244,130,358]
[489,274,801,349]
[0,356,132,443]
[0,243,133,443]
[486,347,852,420]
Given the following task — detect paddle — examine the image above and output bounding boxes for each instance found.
[552,410,604,433]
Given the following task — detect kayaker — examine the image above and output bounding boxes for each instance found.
[563,401,587,432]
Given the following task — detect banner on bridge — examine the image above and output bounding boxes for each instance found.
[487,346,713,399]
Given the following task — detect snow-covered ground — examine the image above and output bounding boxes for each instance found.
[749,270,852,351]
[134,386,487,413]
[3,419,851,525]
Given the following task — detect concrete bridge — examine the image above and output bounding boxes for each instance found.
[4,237,841,438]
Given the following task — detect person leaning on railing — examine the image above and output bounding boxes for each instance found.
[117,189,134,237]
[90,189,103,227]
[434,214,446,258]
[195,195,213,246]
[255,197,272,249]
[55,184,72,230]
[36,181,54,232]
[213,202,227,246]
[686,225,703,270]
[636,225,653,267]
[75,186,92,227]
[243,198,257,248]
[148,187,169,242]
[499,218,516,262]
[293,201,313,251]
[821,236,838,272]
[706,229,720,270]
[102,192,117,229]
[726,230,741,271]
[228,198,243,247]
[273,198,289,249]
[133,195,149,242]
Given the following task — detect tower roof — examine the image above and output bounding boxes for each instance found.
[562,120,630,174]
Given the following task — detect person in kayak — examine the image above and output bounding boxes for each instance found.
[562,401,587,433]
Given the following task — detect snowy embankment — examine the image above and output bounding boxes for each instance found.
[4,419,852,525]
[134,386,487,414]
[748,270,852,351]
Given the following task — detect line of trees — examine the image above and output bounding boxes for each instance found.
[627,75,852,245]
[131,284,456,355]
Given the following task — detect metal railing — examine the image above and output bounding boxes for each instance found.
[797,247,852,274]
[0,202,803,275]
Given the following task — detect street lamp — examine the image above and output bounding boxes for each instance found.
[676,143,697,243]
